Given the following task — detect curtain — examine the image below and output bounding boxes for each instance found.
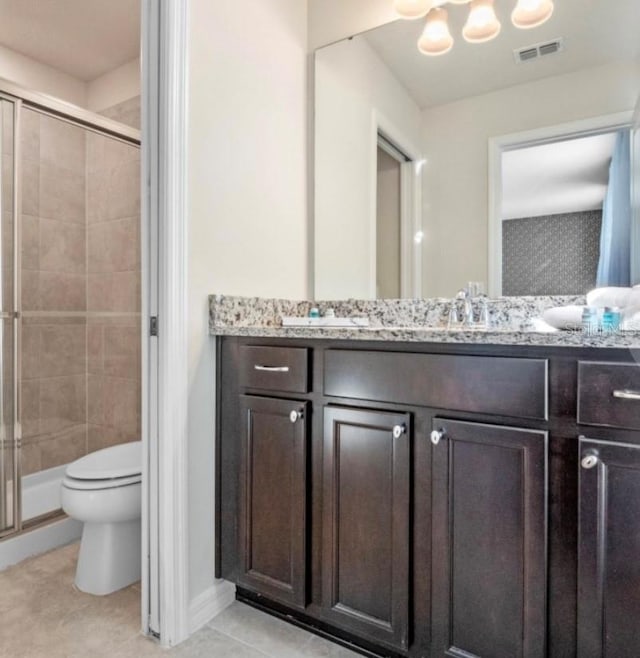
[597,129,631,286]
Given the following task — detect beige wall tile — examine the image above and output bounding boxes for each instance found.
[2,102,14,157]
[21,158,39,216]
[21,325,40,381]
[108,158,140,221]
[87,158,140,223]
[23,315,85,326]
[2,210,13,265]
[40,164,85,224]
[87,375,103,425]
[87,133,139,173]
[104,325,140,380]
[1,268,12,313]
[20,442,42,476]
[87,271,139,312]
[21,270,40,311]
[40,425,87,470]
[40,115,86,174]
[99,97,141,131]
[2,155,13,214]
[21,214,39,271]
[87,424,138,453]
[40,375,86,435]
[40,218,86,273]
[39,272,86,311]
[86,170,108,223]
[88,217,139,273]
[102,376,138,431]
[40,324,87,378]
[87,324,104,375]
[21,379,40,440]
[20,109,40,162]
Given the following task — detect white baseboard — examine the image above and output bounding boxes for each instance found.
[188,580,236,635]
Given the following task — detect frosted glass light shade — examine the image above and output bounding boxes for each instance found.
[463,0,501,43]
[511,0,554,29]
[394,0,432,19]
[418,7,454,56]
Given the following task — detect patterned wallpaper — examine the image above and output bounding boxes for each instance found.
[502,210,602,296]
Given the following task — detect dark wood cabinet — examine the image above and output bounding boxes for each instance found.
[237,395,309,608]
[217,337,640,658]
[430,419,548,658]
[578,438,640,657]
[322,406,411,651]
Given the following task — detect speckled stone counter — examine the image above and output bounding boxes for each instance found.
[209,294,640,349]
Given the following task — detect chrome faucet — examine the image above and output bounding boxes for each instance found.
[448,289,473,328]
[448,289,490,329]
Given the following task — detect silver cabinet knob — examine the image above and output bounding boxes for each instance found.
[289,410,303,423]
[431,429,445,446]
[581,451,599,470]
[392,424,407,439]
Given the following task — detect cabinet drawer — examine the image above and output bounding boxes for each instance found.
[324,350,548,420]
[578,361,640,430]
[239,346,309,393]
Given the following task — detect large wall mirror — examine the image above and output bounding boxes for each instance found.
[314,0,640,299]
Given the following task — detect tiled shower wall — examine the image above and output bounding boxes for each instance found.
[20,100,140,476]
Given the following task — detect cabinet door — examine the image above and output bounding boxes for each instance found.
[578,439,640,657]
[322,407,411,651]
[238,396,308,608]
[431,419,547,658]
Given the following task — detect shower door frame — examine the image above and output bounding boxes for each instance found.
[0,91,21,540]
[0,81,143,543]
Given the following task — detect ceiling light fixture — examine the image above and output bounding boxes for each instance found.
[418,7,454,56]
[463,0,501,43]
[394,0,555,55]
[394,0,433,19]
[511,0,554,29]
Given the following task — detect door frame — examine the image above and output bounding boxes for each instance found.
[487,111,634,297]
[141,0,191,646]
[370,110,423,299]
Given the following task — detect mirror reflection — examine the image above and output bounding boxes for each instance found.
[314,0,640,299]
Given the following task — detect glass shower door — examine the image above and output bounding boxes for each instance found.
[0,95,18,537]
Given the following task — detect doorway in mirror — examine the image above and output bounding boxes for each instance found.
[488,112,637,296]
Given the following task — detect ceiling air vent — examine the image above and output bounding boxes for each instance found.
[514,38,564,64]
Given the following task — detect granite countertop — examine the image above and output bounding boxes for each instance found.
[209,295,640,349]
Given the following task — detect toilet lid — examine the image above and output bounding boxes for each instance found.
[66,441,142,480]
[62,473,142,491]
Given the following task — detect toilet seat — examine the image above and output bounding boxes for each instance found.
[66,441,141,480]
[62,473,142,491]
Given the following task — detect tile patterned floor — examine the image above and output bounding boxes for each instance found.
[0,543,360,658]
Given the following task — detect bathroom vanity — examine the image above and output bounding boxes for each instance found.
[213,299,640,658]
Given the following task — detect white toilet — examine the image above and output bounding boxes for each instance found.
[61,441,142,596]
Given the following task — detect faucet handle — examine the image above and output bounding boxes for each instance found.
[477,294,490,328]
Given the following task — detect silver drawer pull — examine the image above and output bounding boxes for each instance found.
[613,389,640,401]
[254,365,290,373]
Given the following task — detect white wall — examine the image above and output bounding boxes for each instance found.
[315,36,422,299]
[308,0,395,50]
[86,58,140,112]
[0,43,86,106]
[187,0,308,602]
[421,60,640,297]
